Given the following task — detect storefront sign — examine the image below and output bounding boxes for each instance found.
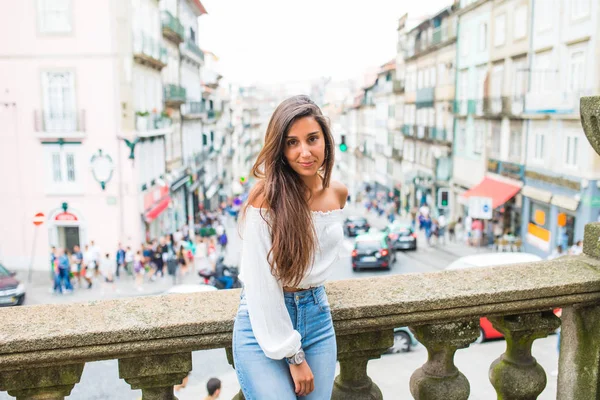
[525,170,580,191]
[557,213,567,227]
[487,159,525,181]
[527,223,551,252]
[55,212,78,222]
[143,185,169,211]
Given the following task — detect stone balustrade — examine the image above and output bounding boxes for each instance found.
[1,239,600,399]
[2,96,600,399]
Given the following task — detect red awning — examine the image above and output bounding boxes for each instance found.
[145,196,170,222]
[461,177,521,209]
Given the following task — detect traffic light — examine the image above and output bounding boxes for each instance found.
[239,176,246,184]
[339,135,348,152]
[437,188,450,209]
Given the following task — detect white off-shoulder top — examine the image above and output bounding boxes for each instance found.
[238,205,345,360]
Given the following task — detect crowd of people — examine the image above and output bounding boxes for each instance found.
[49,210,230,295]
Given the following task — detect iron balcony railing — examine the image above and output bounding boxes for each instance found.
[161,10,184,42]
[185,39,204,62]
[163,84,186,104]
[133,32,168,66]
[34,110,86,133]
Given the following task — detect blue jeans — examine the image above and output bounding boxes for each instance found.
[233,286,337,399]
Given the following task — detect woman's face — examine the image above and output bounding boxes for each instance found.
[283,117,326,178]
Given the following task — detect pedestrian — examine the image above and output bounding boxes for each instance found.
[125,246,134,276]
[447,218,457,242]
[70,245,83,287]
[89,240,101,277]
[437,214,447,245]
[100,253,116,293]
[152,239,165,278]
[232,95,346,398]
[548,245,564,260]
[116,243,126,279]
[49,246,57,282]
[472,219,483,247]
[195,237,209,271]
[57,248,73,294]
[569,240,583,255]
[133,250,144,292]
[218,230,228,254]
[203,377,222,399]
[177,244,188,275]
[422,215,433,245]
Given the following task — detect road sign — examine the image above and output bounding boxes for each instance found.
[32,212,45,226]
[468,196,493,220]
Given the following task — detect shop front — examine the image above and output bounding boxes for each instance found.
[170,174,189,232]
[142,184,171,242]
[520,170,599,257]
[48,206,86,252]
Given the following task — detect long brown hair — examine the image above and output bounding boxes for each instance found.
[242,95,335,287]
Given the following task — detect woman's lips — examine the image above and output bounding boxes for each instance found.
[299,162,314,168]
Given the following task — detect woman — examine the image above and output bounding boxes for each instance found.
[233,95,347,399]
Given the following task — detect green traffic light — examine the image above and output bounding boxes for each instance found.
[339,143,348,152]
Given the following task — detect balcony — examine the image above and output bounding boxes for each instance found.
[161,10,184,44]
[163,84,186,106]
[181,39,204,63]
[416,87,435,109]
[135,112,172,136]
[132,32,168,70]
[393,79,405,94]
[431,127,449,142]
[33,110,86,138]
[181,101,205,119]
[402,124,413,136]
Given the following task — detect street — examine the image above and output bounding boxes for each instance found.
[0,203,558,399]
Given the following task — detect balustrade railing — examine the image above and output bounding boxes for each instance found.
[2,97,600,399]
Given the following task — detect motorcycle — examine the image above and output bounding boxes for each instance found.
[198,256,242,290]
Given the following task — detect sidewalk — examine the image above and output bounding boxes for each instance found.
[19,214,243,306]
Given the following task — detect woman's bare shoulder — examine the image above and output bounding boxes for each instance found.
[330,180,348,208]
[248,181,267,209]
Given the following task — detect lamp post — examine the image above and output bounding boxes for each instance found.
[90,149,114,190]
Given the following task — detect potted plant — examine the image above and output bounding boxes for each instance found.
[135,111,150,131]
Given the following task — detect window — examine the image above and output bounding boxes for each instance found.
[38,0,72,33]
[430,66,437,87]
[202,133,207,146]
[565,135,579,167]
[41,71,76,132]
[388,104,395,118]
[514,5,527,39]
[571,0,591,20]
[474,122,484,155]
[509,121,523,160]
[490,122,501,158]
[512,57,528,96]
[457,120,467,151]
[494,14,506,47]
[460,25,469,57]
[568,48,585,92]
[479,23,487,51]
[533,132,545,161]
[535,0,552,32]
[532,51,554,94]
[45,144,80,193]
[529,202,550,230]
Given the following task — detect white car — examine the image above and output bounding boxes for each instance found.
[446,252,542,270]
[164,284,218,294]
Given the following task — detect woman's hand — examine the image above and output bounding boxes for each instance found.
[289,361,314,396]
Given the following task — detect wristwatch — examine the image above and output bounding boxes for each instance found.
[286,349,305,365]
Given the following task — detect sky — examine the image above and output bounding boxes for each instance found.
[197,0,454,85]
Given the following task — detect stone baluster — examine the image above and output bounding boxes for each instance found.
[556,221,600,399]
[488,311,560,400]
[118,353,192,400]
[331,329,393,400]
[409,320,479,400]
[225,347,245,400]
[0,363,84,400]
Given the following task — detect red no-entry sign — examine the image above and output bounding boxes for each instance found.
[33,212,45,226]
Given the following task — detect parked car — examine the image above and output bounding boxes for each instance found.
[0,263,25,306]
[344,216,370,237]
[351,232,396,271]
[446,252,543,343]
[384,222,417,251]
[386,327,419,353]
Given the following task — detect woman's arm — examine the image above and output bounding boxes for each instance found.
[241,207,302,360]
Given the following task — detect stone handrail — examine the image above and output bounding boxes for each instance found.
[2,96,600,399]
[1,233,600,399]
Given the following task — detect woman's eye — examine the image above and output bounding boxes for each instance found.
[309,136,318,142]
[287,140,297,146]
